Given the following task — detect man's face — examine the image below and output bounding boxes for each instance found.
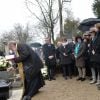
[91,33,95,39]
[45,38,51,44]
[77,38,82,43]
[9,44,17,52]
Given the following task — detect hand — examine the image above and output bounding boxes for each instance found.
[92,50,95,55]
[48,56,54,59]
[63,53,67,56]
[75,56,77,59]
[7,67,15,72]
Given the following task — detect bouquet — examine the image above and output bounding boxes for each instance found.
[0,56,9,70]
[41,65,48,79]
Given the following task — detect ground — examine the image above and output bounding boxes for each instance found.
[9,75,100,100]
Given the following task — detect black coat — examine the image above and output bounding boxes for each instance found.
[56,47,60,60]
[90,31,100,64]
[42,43,56,66]
[0,51,4,56]
[59,44,72,65]
[15,44,43,77]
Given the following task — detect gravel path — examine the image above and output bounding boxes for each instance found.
[9,75,100,100]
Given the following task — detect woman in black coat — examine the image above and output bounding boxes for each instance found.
[90,24,100,85]
[59,38,73,80]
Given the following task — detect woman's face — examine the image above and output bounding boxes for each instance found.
[91,33,95,39]
[77,38,82,43]
[84,39,87,42]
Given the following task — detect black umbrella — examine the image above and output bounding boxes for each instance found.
[78,25,91,32]
[30,42,42,48]
[78,18,100,32]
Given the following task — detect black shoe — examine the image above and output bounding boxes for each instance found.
[23,96,31,100]
[64,77,67,80]
[76,77,82,81]
[81,78,86,81]
[52,77,56,80]
[69,76,72,79]
[48,78,52,81]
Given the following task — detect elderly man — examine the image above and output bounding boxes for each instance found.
[8,41,45,100]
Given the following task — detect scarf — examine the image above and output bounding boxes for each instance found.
[16,52,24,81]
[74,43,80,57]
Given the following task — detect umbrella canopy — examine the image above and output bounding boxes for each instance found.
[30,42,42,48]
[78,18,100,32]
[78,25,91,32]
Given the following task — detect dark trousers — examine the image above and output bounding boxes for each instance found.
[91,63,100,78]
[62,64,72,77]
[23,71,45,98]
[71,61,78,76]
[47,64,56,79]
[85,59,91,77]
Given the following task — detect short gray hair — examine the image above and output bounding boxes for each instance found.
[8,41,17,46]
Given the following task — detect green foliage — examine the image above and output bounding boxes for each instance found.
[64,18,80,38]
[93,0,100,18]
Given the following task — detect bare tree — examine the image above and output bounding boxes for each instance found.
[14,24,31,43]
[25,0,59,43]
[0,23,32,46]
[64,9,80,38]
[58,0,72,37]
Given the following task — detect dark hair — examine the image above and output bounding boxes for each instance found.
[75,35,83,42]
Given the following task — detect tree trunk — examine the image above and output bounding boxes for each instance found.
[58,0,64,37]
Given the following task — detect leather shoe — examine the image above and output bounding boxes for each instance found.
[76,77,82,81]
[23,96,31,100]
[52,77,56,80]
[81,78,86,81]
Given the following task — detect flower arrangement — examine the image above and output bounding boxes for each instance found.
[0,56,9,71]
[41,65,48,79]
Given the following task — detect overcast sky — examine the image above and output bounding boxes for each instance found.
[0,0,95,33]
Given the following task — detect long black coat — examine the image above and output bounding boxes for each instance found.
[59,44,72,65]
[42,43,56,66]
[90,31,100,64]
[15,44,43,77]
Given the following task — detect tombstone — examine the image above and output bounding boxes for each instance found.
[0,80,11,100]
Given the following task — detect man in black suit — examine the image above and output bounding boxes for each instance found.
[43,38,56,81]
[8,41,45,100]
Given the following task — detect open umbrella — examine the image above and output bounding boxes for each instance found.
[30,42,42,48]
[78,18,100,32]
[78,25,91,32]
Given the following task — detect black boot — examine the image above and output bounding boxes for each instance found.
[81,78,86,81]
[76,77,82,81]
[23,96,31,100]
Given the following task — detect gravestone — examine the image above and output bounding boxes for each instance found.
[0,80,11,100]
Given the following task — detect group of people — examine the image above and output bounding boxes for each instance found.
[42,23,100,88]
[6,23,100,100]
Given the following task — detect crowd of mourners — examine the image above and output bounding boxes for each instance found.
[42,23,100,89]
[0,23,100,100]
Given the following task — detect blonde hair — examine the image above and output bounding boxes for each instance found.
[95,23,100,30]
[90,27,97,33]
